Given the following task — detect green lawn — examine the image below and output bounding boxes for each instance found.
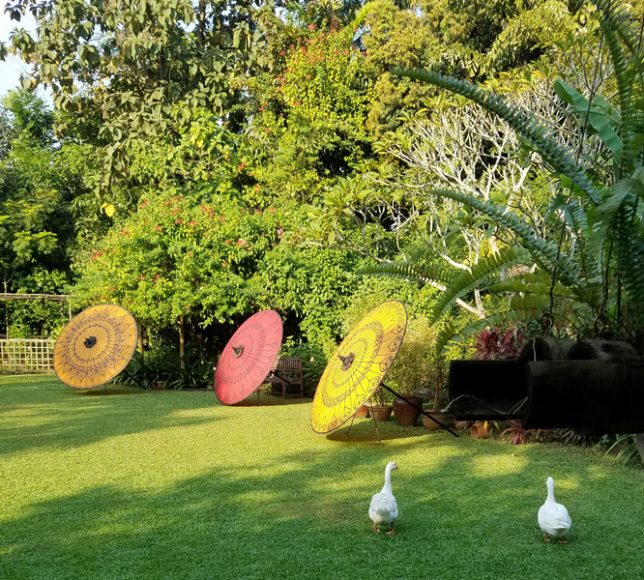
[1,375,642,579]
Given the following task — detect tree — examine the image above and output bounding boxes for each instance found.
[6,0,264,211]
[0,90,76,335]
[387,0,644,348]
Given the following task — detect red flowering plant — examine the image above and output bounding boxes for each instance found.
[466,327,526,438]
[473,327,525,361]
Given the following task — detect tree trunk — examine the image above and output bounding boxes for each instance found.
[179,316,185,370]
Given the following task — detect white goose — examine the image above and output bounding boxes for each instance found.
[369,461,399,534]
[538,476,572,543]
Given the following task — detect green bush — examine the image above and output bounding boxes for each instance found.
[386,316,438,397]
[115,345,213,390]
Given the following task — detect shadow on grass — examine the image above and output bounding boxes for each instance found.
[1,438,643,579]
[326,419,430,442]
[70,386,148,396]
[0,376,219,458]
[2,375,644,578]
[232,390,311,407]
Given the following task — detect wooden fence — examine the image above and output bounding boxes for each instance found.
[0,339,56,374]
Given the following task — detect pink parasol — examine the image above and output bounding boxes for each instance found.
[213,310,284,404]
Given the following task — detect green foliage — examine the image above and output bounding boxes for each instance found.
[391,0,644,346]
[281,27,369,141]
[116,346,213,390]
[114,350,175,390]
[252,245,360,353]
[2,90,53,144]
[7,269,70,338]
[386,317,438,396]
[446,0,522,52]
[487,1,576,72]
[2,0,627,354]
[280,339,327,396]
[164,353,214,390]
[603,433,644,466]
[554,79,623,166]
[73,187,281,330]
[7,0,265,216]
[340,276,437,334]
[0,91,76,336]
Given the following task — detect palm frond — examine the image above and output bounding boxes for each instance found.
[360,261,447,287]
[615,202,644,326]
[592,0,644,177]
[431,246,531,323]
[431,188,581,286]
[591,0,643,60]
[485,279,577,300]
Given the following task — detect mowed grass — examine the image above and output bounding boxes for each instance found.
[1,376,643,580]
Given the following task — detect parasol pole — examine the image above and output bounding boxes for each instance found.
[368,395,383,444]
[345,411,357,439]
[381,383,459,437]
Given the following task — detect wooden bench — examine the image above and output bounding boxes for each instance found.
[264,356,304,397]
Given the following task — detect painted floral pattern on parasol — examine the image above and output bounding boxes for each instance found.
[54,304,138,389]
[311,301,407,433]
[214,310,284,405]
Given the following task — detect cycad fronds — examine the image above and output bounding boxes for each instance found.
[485,279,577,300]
[436,295,550,354]
[431,188,581,286]
[591,0,644,182]
[394,68,606,204]
[360,261,446,287]
[591,0,643,61]
[431,246,531,323]
[615,202,644,326]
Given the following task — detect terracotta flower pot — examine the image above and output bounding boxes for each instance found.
[470,421,491,439]
[421,411,454,431]
[393,396,423,427]
[369,405,392,423]
[355,404,370,419]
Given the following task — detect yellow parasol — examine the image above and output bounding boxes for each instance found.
[54,304,138,389]
[311,301,407,434]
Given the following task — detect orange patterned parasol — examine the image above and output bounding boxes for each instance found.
[311,301,407,434]
[54,304,138,389]
[214,310,284,405]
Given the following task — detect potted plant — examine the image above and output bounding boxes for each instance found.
[387,318,437,427]
[420,381,455,430]
[367,386,393,422]
[355,404,370,419]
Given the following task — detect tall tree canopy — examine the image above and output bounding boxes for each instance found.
[0,0,618,360]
